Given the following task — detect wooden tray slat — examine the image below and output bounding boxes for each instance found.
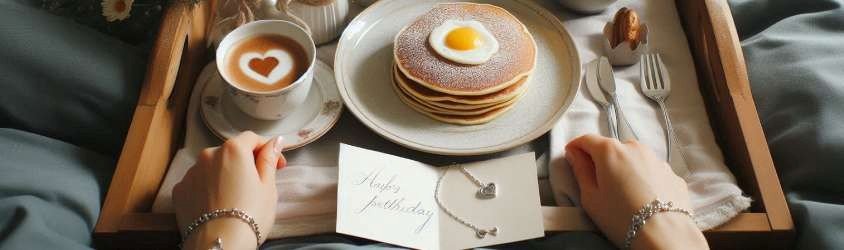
[95,1,210,235]
[676,0,792,233]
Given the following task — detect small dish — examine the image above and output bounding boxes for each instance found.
[557,0,617,14]
[602,21,649,66]
[200,60,343,151]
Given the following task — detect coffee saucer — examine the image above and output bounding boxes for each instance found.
[200,60,343,151]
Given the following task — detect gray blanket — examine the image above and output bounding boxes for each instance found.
[0,0,145,249]
[730,0,844,249]
[0,0,145,156]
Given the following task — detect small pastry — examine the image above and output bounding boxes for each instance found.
[611,7,641,50]
[602,7,648,66]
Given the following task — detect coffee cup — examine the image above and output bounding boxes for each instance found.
[216,20,317,120]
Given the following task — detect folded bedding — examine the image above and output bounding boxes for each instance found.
[729,0,844,249]
[0,0,147,249]
[0,0,146,157]
[0,129,113,250]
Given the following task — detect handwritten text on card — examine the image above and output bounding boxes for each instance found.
[353,169,435,233]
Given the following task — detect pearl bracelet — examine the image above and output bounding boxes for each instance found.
[181,208,262,249]
[623,199,694,249]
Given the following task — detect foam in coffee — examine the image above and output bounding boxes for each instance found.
[225,34,308,92]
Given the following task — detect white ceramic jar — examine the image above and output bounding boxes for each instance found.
[258,0,350,45]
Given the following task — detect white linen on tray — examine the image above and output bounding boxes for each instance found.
[546,0,751,230]
[152,0,751,238]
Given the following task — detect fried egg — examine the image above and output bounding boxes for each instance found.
[429,19,499,65]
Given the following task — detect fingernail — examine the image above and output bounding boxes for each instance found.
[273,136,284,154]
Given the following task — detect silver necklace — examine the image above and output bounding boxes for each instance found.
[457,167,498,199]
[434,165,500,239]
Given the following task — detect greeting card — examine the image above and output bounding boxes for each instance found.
[336,144,544,249]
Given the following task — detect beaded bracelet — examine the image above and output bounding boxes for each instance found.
[181,208,262,249]
[623,199,694,249]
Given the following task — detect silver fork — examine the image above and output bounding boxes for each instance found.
[640,53,690,178]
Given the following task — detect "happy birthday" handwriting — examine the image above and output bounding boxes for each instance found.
[354,169,401,194]
[353,169,434,234]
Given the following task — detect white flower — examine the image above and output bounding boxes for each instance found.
[102,0,134,22]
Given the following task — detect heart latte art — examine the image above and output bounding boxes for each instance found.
[240,50,294,84]
[248,57,278,77]
[225,34,308,92]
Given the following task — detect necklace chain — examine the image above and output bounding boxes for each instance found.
[458,166,486,187]
[434,165,499,238]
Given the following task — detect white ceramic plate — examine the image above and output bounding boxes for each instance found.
[334,0,580,155]
[200,61,343,151]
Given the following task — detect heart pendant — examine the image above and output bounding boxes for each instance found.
[476,183,497,199]
[476,229,487,239]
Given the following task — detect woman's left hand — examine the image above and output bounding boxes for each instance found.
[173,131,286,249]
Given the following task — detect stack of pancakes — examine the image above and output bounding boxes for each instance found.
[392,3,537,125]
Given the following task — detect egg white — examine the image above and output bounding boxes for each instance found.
[429,19,499,65]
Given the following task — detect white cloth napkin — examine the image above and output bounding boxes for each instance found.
[546,0,751,230]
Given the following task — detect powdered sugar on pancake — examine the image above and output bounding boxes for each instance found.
[238,49,294,85]
[394,3,536,95]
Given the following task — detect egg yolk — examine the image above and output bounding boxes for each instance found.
[445,27,482,51]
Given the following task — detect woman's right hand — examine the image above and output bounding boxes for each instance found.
[173,131,286,249]
[565,134,708,249]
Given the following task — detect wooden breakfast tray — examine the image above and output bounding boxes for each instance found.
[94,1,794,249]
